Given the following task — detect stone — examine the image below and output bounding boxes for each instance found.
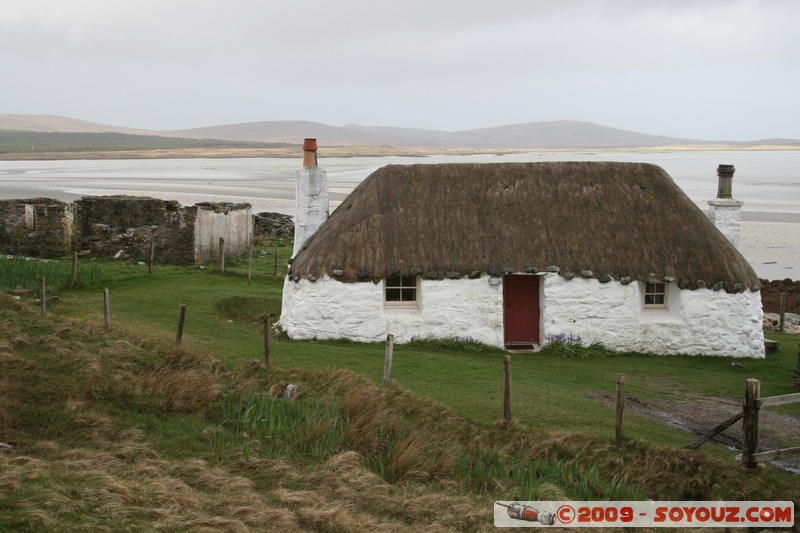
[581,270,593,279]
[563,272,575,280]
[620,276,632,285]
[546,265,560,273]
[281,384,299,400]
[599,274,613,283]
[252,212,294,240]
[679,278,691,289]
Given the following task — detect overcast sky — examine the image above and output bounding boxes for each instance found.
[1,0,799,140]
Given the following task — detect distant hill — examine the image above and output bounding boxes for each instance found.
[161,120,702,148]
[2,114,798,150]
[0,114,151,135]
[0,130,291,155]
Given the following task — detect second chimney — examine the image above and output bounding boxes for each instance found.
[707,164,743,249]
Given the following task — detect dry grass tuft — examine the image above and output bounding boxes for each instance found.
[96,345,225,414]
[340,387,400,461]
[386,432,439,482]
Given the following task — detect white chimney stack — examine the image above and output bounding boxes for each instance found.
[707,164,743,249]
[292,139,328,256]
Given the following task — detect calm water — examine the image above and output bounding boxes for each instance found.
[1,150,798,278]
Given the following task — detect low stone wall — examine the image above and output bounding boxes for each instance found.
[254,212,294,240]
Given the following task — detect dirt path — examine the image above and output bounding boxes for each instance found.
[592,390,800,474]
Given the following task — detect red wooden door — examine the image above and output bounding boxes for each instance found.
[503,275,540,347]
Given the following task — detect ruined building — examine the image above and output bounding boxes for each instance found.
[0,196,252,264]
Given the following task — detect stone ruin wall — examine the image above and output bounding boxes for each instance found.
[75,196,198,264]
[0,196,262,265]
[0,198,74,257]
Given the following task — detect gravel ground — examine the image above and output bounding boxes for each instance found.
[592,390,800,474]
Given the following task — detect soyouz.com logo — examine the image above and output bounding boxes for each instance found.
[493,501,794,528]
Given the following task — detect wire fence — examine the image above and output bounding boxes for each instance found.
[4,260,799,459]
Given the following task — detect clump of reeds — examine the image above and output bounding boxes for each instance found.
[0,255,102,293]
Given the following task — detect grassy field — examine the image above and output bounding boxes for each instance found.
[1,250,798,531]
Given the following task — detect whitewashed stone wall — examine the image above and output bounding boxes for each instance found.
[281,276,505,345]
[708,198,744,248]
[194,204,252,262]
[293,167,329,257]
[541,274,764,358]
[280,273,765,358]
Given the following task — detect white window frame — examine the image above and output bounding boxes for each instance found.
[384,274,419,309]
[643,281,668,311]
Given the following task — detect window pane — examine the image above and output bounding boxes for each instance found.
[385,274,419,305]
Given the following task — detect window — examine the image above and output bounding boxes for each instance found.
[643,282,667,310]
[385,275,418,307]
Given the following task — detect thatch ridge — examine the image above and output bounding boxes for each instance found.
[289,162,759,292]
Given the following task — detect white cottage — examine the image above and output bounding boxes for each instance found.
[280,145,764,358]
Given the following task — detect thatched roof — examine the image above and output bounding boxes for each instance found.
[289,162,760,292]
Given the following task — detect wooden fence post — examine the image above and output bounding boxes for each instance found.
[103,288,111,327]
[39,276,46,316]
[71,251,78,286]
[616,374,626,449]
[248,242,254,287]
[503,355,512,422]
[264,315,272,370]
[383,334,395,385]
[742,378,760,468]
[273,250,278,280]
[218,237,225,274]
[176,304,187,345]
[148,242,155,277]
